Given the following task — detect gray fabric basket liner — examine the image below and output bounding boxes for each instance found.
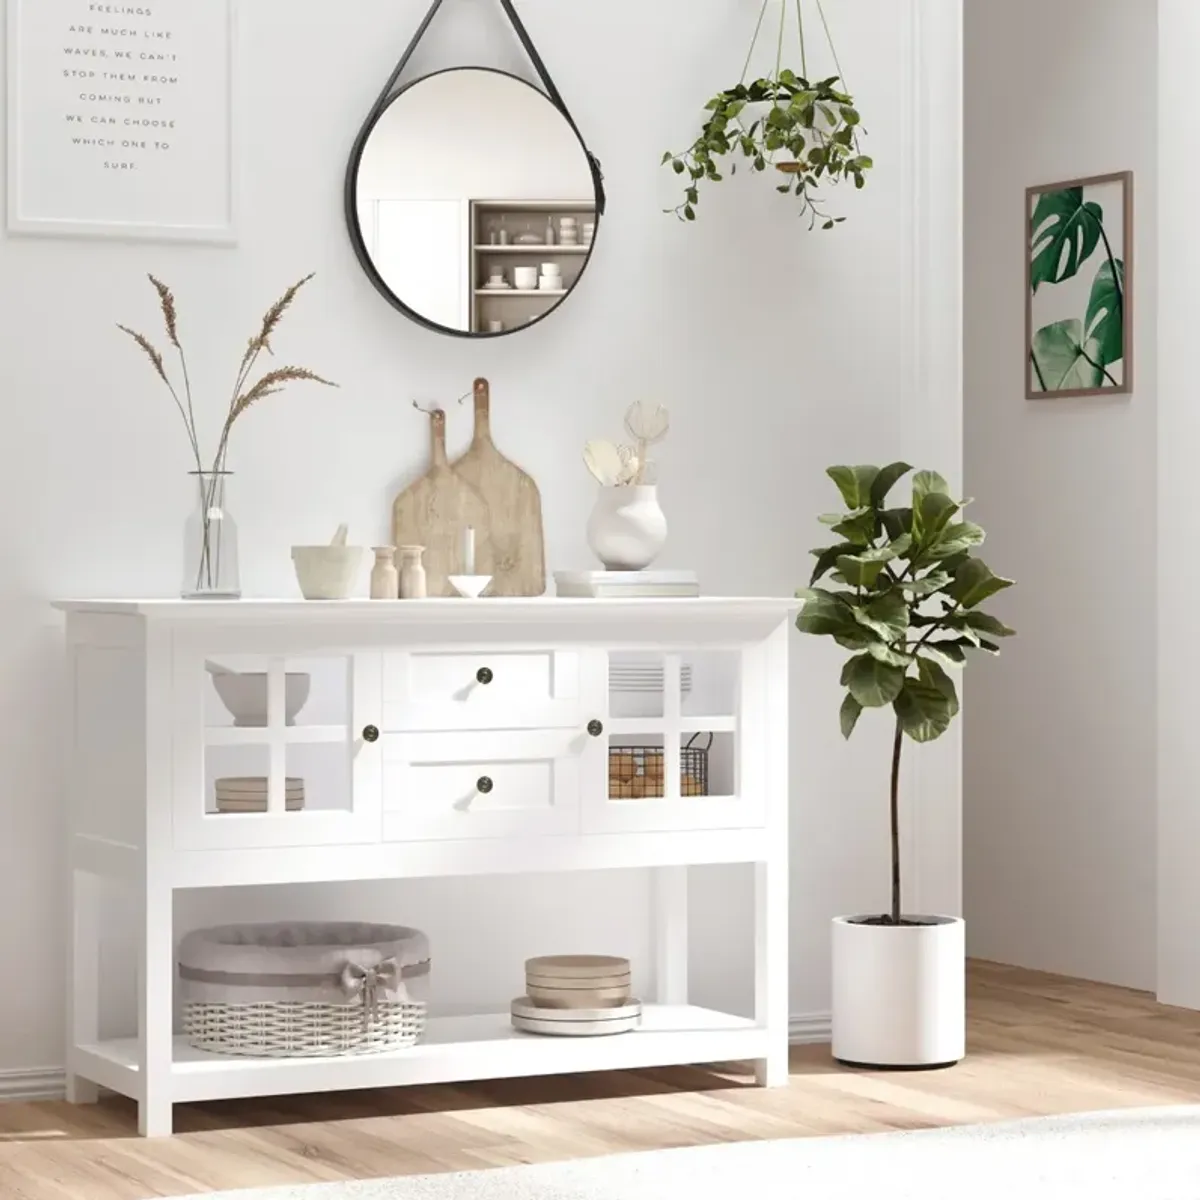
[178,921,431,1006]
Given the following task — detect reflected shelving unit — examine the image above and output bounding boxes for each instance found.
[469,199,596,333]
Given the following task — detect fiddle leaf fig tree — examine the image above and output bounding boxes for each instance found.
[796,464,1016,926]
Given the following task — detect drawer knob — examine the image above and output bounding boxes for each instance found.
[362,725,380,743]
[587,719,604,737]
[477,775,494,794]
[476,667,494,685]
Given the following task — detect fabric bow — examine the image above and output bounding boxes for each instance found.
[340,957,403,1029]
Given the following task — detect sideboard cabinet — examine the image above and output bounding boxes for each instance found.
[56,598,793,1136]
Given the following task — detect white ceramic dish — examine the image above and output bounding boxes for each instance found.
[211,672,312,727]
[291,546,366,600]
[448,574,493,599]
[540,262,562,276]
[512,996,641,1022]
[538,276,559,290]
[510,996,642,1036]
[512,266,539,289]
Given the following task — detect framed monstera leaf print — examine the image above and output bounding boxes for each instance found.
[1027,171,1132,399]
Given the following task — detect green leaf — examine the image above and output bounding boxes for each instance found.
[931,521,985,556]
[894,679,954,743]
[963,611,1016,638]
[854,591,909,641]
[869,462,913,508]
[902,570,952,597]
[845,655,906,708]
[795,587,856,635]
[840,692,863,739]
[913,470,951,502]
[947,559,1015,609]
[1084,258,1125,368]
[661,151,673,165]
[923,641,968,666]
[831,508,878,547]
[917,657,960,718]
[867,640,914,668]
[916,492,960,544]
[834,628,873,651]
[837,555,889,589]
[1031,319,1105,392]
[826,465,881,510]
[1030,186,1103,292]
[673,159,685,175]
[809,542,860,585]
[881,507,914,541]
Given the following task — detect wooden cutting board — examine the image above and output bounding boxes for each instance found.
[392,407,490,598]
[451,378,546,597]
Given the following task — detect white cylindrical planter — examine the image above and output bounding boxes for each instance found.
[586,485,668,571]
[831,915,965,1069]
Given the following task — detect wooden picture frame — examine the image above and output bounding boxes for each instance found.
[1026,170,1132,399]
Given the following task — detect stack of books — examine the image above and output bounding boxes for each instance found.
[554,570,699,599]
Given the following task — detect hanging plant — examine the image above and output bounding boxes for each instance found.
[663,0,872,230]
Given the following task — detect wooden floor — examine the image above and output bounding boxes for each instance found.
[2,961,1200,1200]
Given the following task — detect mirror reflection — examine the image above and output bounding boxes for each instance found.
[351,68,599,335]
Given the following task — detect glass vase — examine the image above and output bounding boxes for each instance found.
[183,471,240,599]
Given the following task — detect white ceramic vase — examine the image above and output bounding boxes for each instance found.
[587,485,667,571]
[831,914,965,1069]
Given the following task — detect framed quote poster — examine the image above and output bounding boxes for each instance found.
[1027,171,1132,399]
[7,0,237,243]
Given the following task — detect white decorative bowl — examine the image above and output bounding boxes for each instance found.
[513,266,539,290]
[448,574,493,599]
[291,546,366,600]
[212,673,312,726]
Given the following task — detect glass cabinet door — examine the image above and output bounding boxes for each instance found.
[172,644,382,851]
[579,648,766,833]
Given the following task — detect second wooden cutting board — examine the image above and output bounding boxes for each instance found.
[392,407,490,597]
[452,378,546,597]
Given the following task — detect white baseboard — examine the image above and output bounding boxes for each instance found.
[1,1021,831,1105]
[0,1066,67,1102]
[788,1011,832,1045]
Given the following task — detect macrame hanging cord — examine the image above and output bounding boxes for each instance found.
[363,0,605,212]
[740,0,851,92]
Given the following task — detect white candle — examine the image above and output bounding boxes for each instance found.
[463,526,476,575]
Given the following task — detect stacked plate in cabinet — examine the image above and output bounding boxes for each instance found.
[511,955,641,1036]
[214,776,305,814]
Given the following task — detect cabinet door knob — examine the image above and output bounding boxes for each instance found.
[476,667,494,685]
[362,725,380,743]
[477,775,494,794]
[587,719,604,737]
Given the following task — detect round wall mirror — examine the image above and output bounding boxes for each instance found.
[347,67,601,338]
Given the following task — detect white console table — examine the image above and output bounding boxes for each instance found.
[56,598,793,1136]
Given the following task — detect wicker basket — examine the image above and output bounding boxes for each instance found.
[178,922,430,1058]
[608,733,711,800]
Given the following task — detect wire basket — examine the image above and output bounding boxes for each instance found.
[608,733,711,800]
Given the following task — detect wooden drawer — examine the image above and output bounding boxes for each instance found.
[382,729,585,841]
[382,650,581,731]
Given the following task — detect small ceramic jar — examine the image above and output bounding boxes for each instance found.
[399,545,427,599]
[370,547,399,599]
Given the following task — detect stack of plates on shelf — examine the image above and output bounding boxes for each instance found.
[214,776,305,814]
[609,658,693,696]
[558,216,579,246]
[511,955,641,1036]
[582,221,595,246]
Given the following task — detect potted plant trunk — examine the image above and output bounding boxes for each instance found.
[796,464,1015,1068]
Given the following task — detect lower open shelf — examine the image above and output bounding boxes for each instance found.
[74,1005,766,1104]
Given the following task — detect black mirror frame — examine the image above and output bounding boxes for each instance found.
[345,65,605,340]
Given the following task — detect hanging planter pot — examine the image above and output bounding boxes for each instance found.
[663,0,872,230]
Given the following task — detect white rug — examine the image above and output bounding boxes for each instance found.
[181,1106,1200,1200]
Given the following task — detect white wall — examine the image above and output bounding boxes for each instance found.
[963,0,1157,989]
[1158,0,1200,1009]
[0,0,960,1074]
